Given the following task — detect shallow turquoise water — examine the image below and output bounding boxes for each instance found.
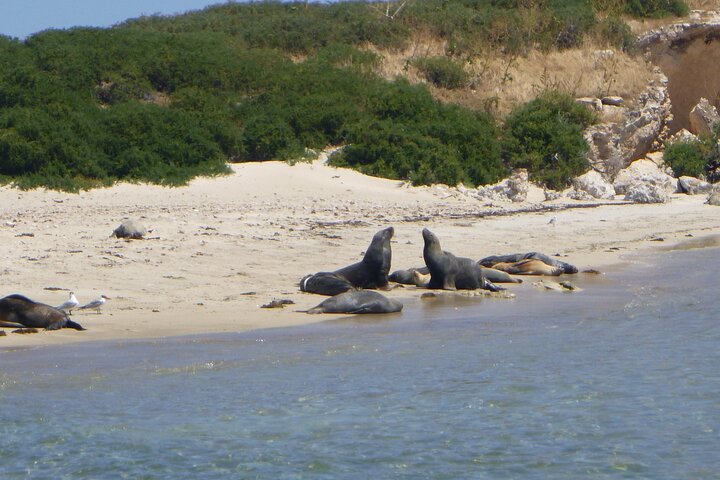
[1,248,719,479]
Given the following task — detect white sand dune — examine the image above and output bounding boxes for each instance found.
[1,157,719,347]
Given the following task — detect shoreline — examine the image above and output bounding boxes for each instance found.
[2,159,719,349]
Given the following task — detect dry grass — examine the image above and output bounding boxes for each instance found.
[686,0,720,8]
[370,34,654,118]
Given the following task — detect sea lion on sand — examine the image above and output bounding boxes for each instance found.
[422,228,503,292]
[391,265,521,286]
[0,294,86,331]
[491,259,563,276]
[389,267,429,285]
[307,290,403,314]
[479,252,578,274]
[301,227,394,295]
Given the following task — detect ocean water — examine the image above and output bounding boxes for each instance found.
[1,248,719,479]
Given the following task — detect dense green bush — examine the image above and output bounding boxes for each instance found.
[623,0,689,18]
[502,90,596,190]
[412,56,469,89]
[664,137,720,183]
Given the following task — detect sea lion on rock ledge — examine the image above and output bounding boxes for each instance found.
[300,227,394,295]
[0,294,86,331]
[422,228,503,292]
[307,290,403,314]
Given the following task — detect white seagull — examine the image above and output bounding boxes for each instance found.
[548,216,557,227]
[56,292,80,314]
[79,295,110,314]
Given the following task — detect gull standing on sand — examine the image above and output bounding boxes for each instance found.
[79,295,110,314]
[548,216,557,227]
[56,292,79,314]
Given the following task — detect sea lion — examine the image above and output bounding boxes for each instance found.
[307,290,403,314]
[389,266,429,285]
[300,272,355,296]
[391,265,521,285]
[300,226,394,295]
[491,259,563,276]
[479,252,578,274]
[0,294,86,331]
[422,228,503,291]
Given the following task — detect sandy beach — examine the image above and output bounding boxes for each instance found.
[1,155,719,348]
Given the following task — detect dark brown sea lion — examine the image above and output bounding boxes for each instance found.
[422,228,503,291]
[300,227,394,296]
[0,294,86,331]
[479,252,578,274]
[307,290,403,314]
[491,259,563,276]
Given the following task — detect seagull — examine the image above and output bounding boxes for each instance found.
[548,216,557,227]
[78,295,110,314]
[56,292,79,314]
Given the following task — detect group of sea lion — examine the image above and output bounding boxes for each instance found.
[300,226,578,314]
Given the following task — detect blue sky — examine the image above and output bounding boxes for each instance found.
[0,0,233,39]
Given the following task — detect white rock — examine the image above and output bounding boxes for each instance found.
[572,170,616,199]
[707,186,720,206]
[613,159,677,195]
[678,176,713,195]
[624,183,670,203]
[689,97,720,136]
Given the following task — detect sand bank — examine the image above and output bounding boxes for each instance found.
[1,157,719,348]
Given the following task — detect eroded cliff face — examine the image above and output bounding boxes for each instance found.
[642,20,720,134]
[586,14,720,180]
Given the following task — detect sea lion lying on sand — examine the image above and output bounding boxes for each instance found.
[422,228,503,291]
[307,290,403,314]
[479,252,578,274]
[301,227,394,296]
[390,266,521,285]
[491,259,563,276]
[0,294,86,331]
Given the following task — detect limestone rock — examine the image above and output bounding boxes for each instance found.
[666,128,699,144]
[688,98,720,136]
[613,159,677,195]
[678,176,713,195]
[624,183,670,203]
[576,97,603,111]
[572,170,616,199]
[507,169,529,203]
[112,219,147,239]
[584,79,671,178]
[707,186,720,206]
[601,96,624,106]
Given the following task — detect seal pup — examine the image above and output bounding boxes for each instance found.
[307,290,403,314]
[479,252,578,274]
[0,294,86,330]
[389,266,429,285]
[422,228,503,291]
[491,259,563,276]
[301,226,394,295]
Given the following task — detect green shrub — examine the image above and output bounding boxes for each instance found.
[502,90,596,190]
[594,16,636,52]
[664,137,720,182]
[412,56,469,89]
[623,0,689,18]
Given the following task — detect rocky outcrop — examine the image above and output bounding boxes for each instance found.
[688,97,720,136]
[678,176,713,195]
[624,183,670,203]
[666,128,699,144]
[475,169,530,203]
[613,159,677,195]
[572,170,616,199]
[584,73,672,179]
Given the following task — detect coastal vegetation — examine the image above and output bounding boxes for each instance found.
[0,0,691,191]
[664,131,720,182]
